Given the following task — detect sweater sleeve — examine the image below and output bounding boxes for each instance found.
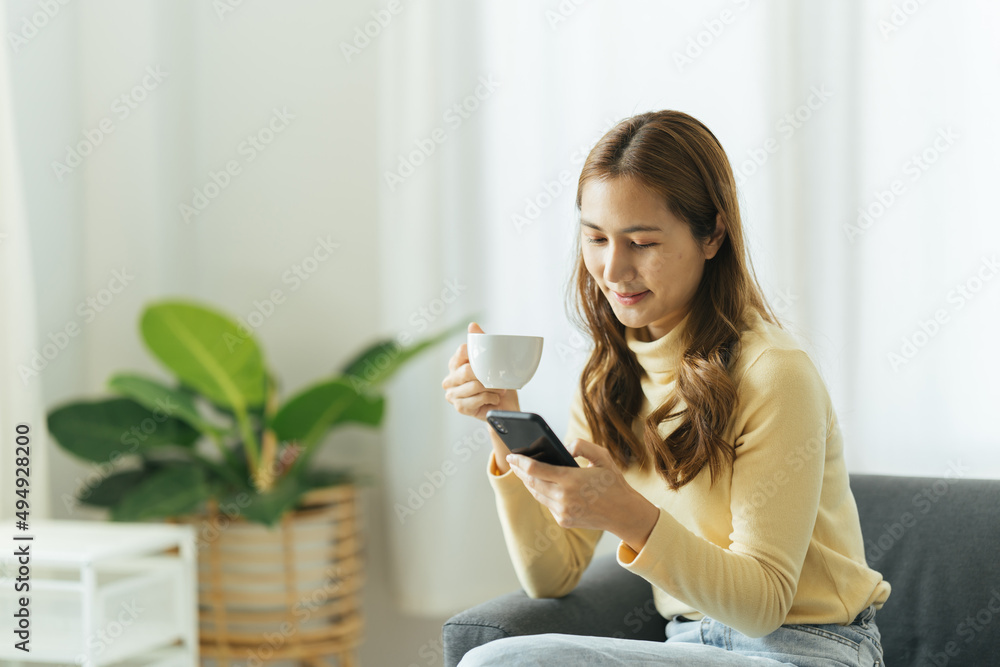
[616,348,830,637]
[486,384,604,598]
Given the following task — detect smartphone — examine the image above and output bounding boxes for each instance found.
[485,410,579,467]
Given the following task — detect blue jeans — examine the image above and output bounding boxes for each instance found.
[459,604,884,666]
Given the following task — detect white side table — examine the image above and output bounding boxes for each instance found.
[1,520,197,666]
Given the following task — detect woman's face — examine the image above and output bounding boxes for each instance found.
[579,176,725,340]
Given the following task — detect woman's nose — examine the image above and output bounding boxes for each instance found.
[603,243,635,284]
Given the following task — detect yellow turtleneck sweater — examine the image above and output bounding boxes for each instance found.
[486,308,890,638]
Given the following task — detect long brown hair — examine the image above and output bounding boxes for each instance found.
[566,110,780,489]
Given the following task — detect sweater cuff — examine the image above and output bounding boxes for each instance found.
[616,505,676,571]
[487,450,520,487]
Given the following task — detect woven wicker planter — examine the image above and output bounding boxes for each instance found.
[174,485,364,666]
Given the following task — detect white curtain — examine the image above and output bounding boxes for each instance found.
[375,0,523,616]
[0,4,51,521]
[377,0,1000,616]
[846,0,1000,474]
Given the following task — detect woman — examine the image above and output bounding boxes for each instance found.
[441,110,889,666]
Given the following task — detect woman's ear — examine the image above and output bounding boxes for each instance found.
[703,213,727,260]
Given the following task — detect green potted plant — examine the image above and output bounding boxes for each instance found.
[46,298,471,663]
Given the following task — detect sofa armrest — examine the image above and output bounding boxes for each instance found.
[442,553,665,666]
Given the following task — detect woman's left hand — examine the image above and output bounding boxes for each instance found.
[506,438,660,553]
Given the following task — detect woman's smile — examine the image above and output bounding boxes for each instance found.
[612,290,650,305]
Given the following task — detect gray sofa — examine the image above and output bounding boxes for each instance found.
[443,474,1000,666]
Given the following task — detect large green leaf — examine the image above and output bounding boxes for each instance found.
[140,301,267,410]
[111,465,211,521]
[239,472,309,526]
[48,398,200,463]
[341,391,384,427]
[340,316,475,392]
[270,378,384,448]
[108,373,224,435]
[77,468,150,507]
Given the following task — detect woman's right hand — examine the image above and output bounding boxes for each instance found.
[442,322,521,419]
[442,322,521,473]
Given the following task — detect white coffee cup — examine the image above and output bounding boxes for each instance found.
[467,333,544,390]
